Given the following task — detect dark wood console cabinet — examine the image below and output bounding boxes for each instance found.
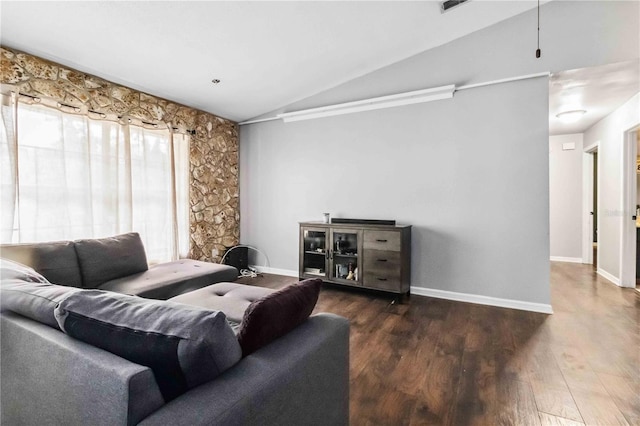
[299,222,411,299]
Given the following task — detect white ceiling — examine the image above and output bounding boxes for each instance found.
[549,61,640,136]
[0,0,545,122]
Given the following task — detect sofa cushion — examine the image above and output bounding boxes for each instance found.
[237,279,322,357]
[74,232,148,288]
[0,266,80,329]
[99,260,239,300]
[54,290,242,402]
[0,241,83,287]
[169,282,275,330]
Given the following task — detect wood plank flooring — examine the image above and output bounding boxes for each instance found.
[236,261,640,426]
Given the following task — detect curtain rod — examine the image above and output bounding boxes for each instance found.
[2,90,197,134]
[239,71,551,126]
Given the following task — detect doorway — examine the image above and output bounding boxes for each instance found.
[636,131,640,290]
[620,127,638,289]
[593,151,598,267]
[590,149,598,268]
[582,143,599,267]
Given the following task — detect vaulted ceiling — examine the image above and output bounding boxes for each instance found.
[1,1,544,122]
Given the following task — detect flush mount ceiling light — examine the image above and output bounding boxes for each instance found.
[556,110,586,123]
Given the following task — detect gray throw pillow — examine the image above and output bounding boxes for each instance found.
[74,232,149,288]
[1,258,49,283]
[0,273,81,329]
[54,290,242,402]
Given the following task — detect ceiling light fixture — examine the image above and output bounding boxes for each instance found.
[211,79,221,84]
[556,110,586,123]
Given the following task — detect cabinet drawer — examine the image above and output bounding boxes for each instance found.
[363,250,401,276]
[363,271,401,292]
[363,230,401,251]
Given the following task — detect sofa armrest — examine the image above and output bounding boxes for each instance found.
[1,312,164,426]
[139,313,350,426]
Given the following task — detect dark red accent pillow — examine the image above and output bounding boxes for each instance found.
[237,278,322,357]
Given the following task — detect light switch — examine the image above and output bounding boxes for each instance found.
[562,142,576,151]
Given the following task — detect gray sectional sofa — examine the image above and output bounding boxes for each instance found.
[0,234,350,425]
[0,232,239,299]
[1,300,349,425]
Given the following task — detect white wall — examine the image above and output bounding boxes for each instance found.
[240,1,639,311]
[549,134,584,261]
[584,93,640,280]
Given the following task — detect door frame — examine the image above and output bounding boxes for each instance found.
[582,141,599,265]
[620,127,638,288]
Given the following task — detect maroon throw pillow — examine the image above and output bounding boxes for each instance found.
[237,278,322,357]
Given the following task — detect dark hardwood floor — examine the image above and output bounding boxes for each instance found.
[236,262,640,426]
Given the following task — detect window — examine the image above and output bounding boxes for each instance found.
[0,94,190,263]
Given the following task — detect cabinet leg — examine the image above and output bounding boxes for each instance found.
[396,291,410,305]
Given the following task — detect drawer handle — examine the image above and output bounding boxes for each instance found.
[376,239,388,243]
[377,259,388,262]
[377,278,388,281]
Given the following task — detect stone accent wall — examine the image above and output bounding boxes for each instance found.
[0,47,239,262]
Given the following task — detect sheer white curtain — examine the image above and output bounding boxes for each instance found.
[0,94,190,263]
[173,132,190,259]
[0,94,17,242]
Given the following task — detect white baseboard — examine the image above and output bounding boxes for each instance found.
[550,256,583,263]
[596,268,621,286]
[410,286,553,314]
[249,266,553,313]
[250,265,298,278]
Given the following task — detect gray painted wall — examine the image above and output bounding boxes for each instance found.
[241,79,550,304]
[240,1,638,308]
[549,134,584,260]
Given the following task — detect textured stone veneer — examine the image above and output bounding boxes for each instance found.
[0,47,239,262]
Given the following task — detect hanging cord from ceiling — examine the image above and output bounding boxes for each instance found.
[536,0,542,58]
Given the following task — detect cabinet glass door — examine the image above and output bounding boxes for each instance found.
[301,228,328,279]
[330,229,362,284]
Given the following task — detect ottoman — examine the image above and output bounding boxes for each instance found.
[168,282,275,327]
